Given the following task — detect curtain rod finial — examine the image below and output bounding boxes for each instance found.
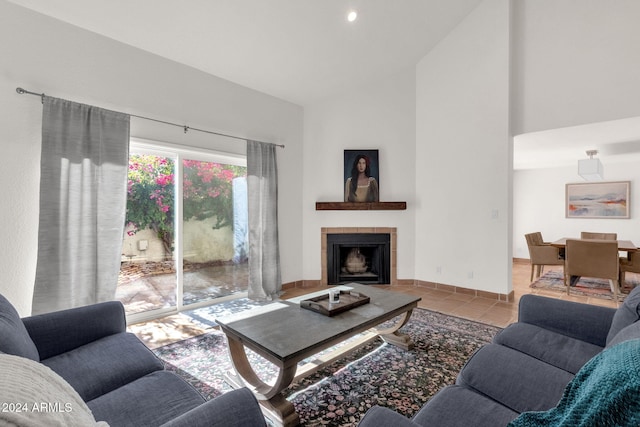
[16,87,45,103]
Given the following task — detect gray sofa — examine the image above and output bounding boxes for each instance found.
[0,294,266,427]
[359,286,640,426]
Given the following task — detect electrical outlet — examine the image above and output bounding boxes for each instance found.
[468,271,474,279]
[436,266,442,274]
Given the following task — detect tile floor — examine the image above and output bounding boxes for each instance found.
[281,261,623,328]
[389,261,622,328]
[129,260,629,349]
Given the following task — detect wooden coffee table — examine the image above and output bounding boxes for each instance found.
[216,283,421,426]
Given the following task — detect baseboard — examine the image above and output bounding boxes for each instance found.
[282,279,515,302]
[410,280,514,302]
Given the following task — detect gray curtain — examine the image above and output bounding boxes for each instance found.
[32,97,130,315]
[247,140,281,300]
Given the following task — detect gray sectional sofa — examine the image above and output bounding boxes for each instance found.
[0,294,266,427]
[359,286,640,426]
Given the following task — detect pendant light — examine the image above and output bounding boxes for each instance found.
[578,150,603,181]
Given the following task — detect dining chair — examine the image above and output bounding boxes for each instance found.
[580,231,617,240]
[620,252,640,288]
[525,232,564,282]
[564,239,620,302]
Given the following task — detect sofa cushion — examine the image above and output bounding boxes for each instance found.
[606,285,640,345]
[456,344,574,413]
[42,332,164,401]
[493,322,602,374]
[0,294,39,361]
[160,388,267,427]
[517,295,615,347]
[359,406,422,427]
[87,370,205,427]
[412,385,518,427]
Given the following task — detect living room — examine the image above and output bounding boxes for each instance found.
[2,2,640,314]
[2,1,640,426]
[4,0,638,316]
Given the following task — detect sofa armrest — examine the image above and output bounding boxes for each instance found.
[22,301,126,360]
[518,294,615,347]
[358,406,422,427]
[160,388,266,427]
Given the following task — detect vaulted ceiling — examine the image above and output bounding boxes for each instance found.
[8,0,640,170]
[6,0,482,106]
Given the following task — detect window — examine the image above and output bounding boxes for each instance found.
[116,139,248,322]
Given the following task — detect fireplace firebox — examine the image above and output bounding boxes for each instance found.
[326,233,391,285]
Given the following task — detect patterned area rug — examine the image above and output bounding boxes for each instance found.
[153,308,500,426]
[530,270,638,301]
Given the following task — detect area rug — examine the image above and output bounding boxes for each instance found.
[153,308,500,426]
[530,270,638,301]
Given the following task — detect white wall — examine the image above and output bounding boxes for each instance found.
[511,0,640,261]
[513,160,640,259]
[0,2,303,315]
[415,0,512,294]
[302,67,417,281]
[512,0,640,135]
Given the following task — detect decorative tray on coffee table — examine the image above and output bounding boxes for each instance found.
[300,290,370,317]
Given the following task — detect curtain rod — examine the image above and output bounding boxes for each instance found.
[15,87,284,148]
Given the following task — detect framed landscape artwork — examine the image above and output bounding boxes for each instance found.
[565,181,630,219]
[343,149,379,202]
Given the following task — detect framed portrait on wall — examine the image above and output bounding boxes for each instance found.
[344,149,379,202]
[565,181,630,219]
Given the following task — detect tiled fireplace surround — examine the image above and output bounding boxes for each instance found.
[282,227,514,302]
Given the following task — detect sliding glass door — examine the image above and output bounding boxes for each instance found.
[181,159,248,306]
[116,141,248,320]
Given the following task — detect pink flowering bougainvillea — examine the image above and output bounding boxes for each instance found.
[126,154,246,258]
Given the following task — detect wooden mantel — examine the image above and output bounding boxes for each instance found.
[315,201,407,211]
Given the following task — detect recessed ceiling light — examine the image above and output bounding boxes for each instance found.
[347,10,358,22]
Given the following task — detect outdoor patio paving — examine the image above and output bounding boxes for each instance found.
[116,260,249,316]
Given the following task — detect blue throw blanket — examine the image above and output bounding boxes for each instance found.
[508,338,640,427]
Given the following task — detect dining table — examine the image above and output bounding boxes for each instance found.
[551,238,638,252]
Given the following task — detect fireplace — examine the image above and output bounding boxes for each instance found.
[326,233,391,285]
